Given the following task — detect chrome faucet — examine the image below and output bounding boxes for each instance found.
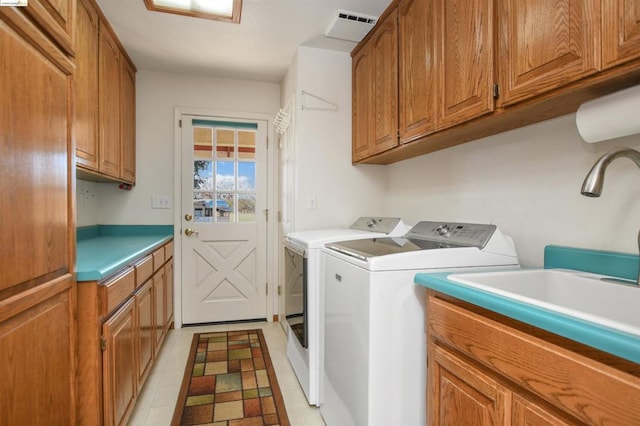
[581,147,640,283]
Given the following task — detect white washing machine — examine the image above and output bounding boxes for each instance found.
[283,217,411,406]
[320,221,520,426]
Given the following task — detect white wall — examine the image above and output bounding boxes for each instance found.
[94,69,280,224]
[76,179,99,227]
[281,46,387,232]
[385,113,640,267]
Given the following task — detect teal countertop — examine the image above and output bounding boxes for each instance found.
[414,245,640,364]
[76,225,173,282]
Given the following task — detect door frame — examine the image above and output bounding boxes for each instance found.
[173,107,279,328]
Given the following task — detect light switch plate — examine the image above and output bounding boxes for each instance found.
[307,195,317,210]
[152,195,171,209]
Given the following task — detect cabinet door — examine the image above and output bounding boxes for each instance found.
[371,10,399,154]
[120,55,136,183]
[99,24,121,178]
[103,299,137,426]
[497,0,600,106]
[512,394,580,425]
[165,260,174,330]
[0,8,73,295]
[437,0,494,129]
[22,0,75,55]
[75,0,99,170]
[153,269,165,355]
[603,0,640,67]
[429,344,507,425]
[135,280,154,387]
[0,275,76,425]
[398,0,436,143]
[352,43,374,162]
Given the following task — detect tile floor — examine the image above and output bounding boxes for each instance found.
[128,321,325,426]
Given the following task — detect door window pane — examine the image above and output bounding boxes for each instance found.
[194,192,214,222]
[238,194,256,222]
[238,162,256,190]
[216,129,235,159]
[238,130,255,160]
[194,127,213,159]
[216,193,234,223]
[216,161,235,190]
[194,161,213,190]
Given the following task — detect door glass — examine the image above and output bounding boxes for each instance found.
[216,161,235,190]
[192,122,257,223]
[216,129,235,159]
[238,130,255,160]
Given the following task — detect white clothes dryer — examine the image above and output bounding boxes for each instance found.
[283,217,411,406]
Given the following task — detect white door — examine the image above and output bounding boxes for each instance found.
[181,115,268,324]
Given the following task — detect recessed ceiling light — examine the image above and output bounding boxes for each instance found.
[143,0,242,23]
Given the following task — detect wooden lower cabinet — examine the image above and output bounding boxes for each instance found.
[427,292,640,425]
[0,275,76,425]
[77,239,174,425]
[136,280,154,386]
[102,299,137,426]
[165,260,174,331]
[430,344,508,425]
[153,268,166,355]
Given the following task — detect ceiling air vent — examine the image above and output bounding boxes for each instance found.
[325,10,378,43]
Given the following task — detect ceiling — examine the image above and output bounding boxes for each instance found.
[96,0,392,83]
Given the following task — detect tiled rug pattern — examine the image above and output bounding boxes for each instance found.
[171,330,290,426]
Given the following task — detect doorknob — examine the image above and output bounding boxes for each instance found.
[184,213,193,221]
[184,228,199,237]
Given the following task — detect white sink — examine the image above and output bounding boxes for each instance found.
[447,269,640,337]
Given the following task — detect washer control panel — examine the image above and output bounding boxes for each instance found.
[349,217,402,234]
[406,221,497,248]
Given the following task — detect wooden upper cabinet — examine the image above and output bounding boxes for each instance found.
[76,0,137,184]
[497,0,601,107]
[398,0,436,143]
[120,55,136,184]
[437,0,494,129]
[602,0,640,68]
[99,24,121,178]
[23,0,75,55]
[75,0,99,170]
[352,44,374,161]
[371,10,399,154]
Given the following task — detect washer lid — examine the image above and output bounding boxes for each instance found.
[325,237,465,261]
[326,221,498,261]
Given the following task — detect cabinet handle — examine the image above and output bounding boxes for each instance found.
[335,273,342,282]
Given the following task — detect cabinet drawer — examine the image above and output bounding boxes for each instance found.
[134,255,153,287]
[103,267,135,315]
[428,294,640,425]
[153,247,165,270]
[164,240,173,260]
